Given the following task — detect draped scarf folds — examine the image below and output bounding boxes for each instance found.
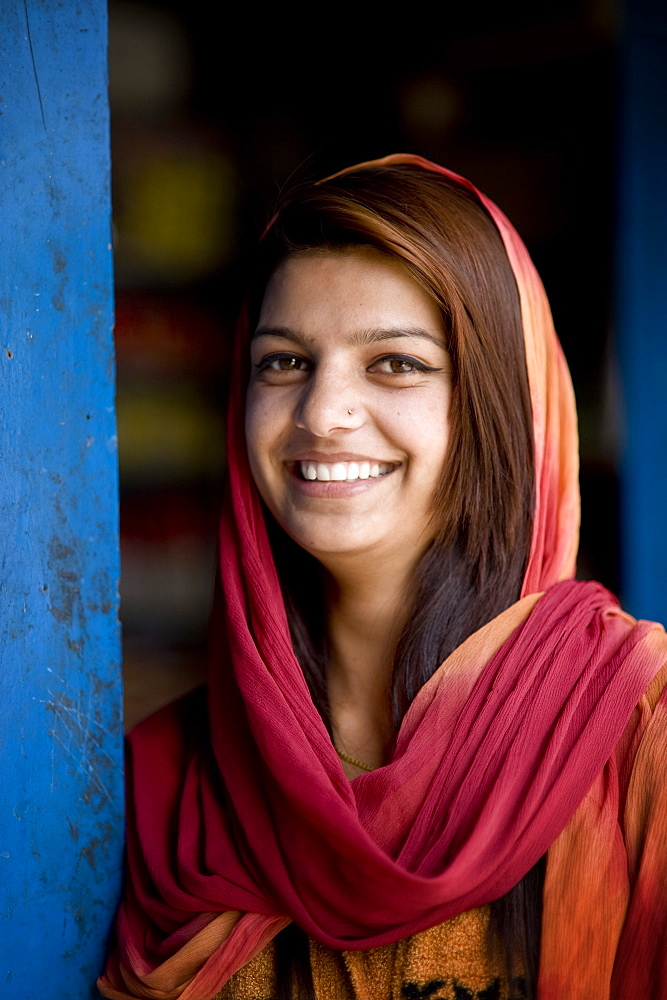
[99,155,667,999]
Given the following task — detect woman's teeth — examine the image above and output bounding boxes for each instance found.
[299,461,394,482]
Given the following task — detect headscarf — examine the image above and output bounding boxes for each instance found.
[99,155,667,1000]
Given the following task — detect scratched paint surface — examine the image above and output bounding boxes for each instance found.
[0,3,123,996]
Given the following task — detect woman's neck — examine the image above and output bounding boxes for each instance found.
[324,564,412,774]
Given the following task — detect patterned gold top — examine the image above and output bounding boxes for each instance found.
[216,906,526,999]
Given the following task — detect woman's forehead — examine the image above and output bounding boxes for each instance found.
[257,250,445,342]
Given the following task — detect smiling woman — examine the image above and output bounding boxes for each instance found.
[100,156,667,1000]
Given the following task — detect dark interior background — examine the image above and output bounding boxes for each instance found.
[109,0,622,728]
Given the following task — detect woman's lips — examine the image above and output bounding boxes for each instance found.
[298,460,397,482]
[284,458,401,495]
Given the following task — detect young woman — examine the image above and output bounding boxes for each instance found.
[99,155,667,1000]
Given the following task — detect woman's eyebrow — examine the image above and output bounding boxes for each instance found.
[251,326,315,345]
[352,327,445,349]
[252,326,445,348]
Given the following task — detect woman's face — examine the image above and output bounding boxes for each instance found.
[245,250,452,577]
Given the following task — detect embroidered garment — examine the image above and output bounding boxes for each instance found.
[216,906,522,999]
[99,156,667,1000]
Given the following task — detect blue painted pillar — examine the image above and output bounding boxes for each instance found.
[0,3,123,996]
[616,0,667,622]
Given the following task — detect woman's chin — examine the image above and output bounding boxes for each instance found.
[283,523,431,583]
[287,530,381,565]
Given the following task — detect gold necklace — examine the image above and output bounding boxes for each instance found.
[335,747,375,772]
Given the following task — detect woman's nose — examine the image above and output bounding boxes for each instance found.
[293,367,361,436]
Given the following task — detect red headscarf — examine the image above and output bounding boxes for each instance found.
[99,156,667,999]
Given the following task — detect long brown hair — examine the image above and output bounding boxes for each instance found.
[250,164,541,995]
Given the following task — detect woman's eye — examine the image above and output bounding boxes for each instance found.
[369,355,436,375]
[256,353,310,374]
[273,356,301,371]
[387,358,417,374]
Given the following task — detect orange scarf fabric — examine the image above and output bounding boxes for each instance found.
[99,156,667,1000]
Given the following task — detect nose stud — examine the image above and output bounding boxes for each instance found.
[347,408,354,415]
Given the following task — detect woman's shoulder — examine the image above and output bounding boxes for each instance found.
[612,660,667,818]
[626,660,667,773]
[125,684,207,773]
[643,661,667,711]
[619,660,667,756]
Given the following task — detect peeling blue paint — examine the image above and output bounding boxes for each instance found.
[0,3,123,996]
